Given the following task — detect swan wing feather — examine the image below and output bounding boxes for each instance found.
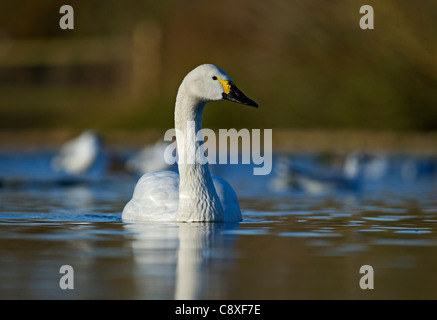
[122,171,179,221]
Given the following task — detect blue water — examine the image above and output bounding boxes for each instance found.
[0,148,437,299]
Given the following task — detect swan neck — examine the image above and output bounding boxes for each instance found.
[174,88,224,222]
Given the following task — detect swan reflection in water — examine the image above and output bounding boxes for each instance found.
[124,222,239,299]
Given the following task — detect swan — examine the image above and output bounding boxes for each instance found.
[125,140,176,174]
[51,130,104,176]
[122,64,258,222]
[271,152,365,194]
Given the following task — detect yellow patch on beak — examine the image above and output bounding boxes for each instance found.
[217,78,232,95]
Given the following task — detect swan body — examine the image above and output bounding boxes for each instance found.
[122,171,241,222]
[122,64,258,222]
[52,130,103,175]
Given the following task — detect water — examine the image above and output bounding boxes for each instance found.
[0,149,437,299]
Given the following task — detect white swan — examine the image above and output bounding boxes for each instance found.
[122,64,258,222]
[125,140,175,174]
[51,130,104,175]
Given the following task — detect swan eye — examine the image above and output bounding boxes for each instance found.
[212,76,217,80]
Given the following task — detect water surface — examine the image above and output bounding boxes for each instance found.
[1,150,436,299]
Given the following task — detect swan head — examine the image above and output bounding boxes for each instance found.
[180,64,258,108]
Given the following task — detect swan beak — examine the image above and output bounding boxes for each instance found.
[221,81,259,108]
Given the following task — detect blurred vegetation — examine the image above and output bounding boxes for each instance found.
[0,0,437,133]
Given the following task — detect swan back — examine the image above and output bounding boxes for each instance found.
[123,171,180,221]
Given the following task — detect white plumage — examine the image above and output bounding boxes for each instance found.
[51,130,103,175]
[122,170,241,222]
[125,140,175,174]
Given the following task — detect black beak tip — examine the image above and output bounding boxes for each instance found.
[237,97,259,108]
[222,92,259,109]
[250,100,259,108]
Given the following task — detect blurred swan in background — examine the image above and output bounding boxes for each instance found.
[271,152,365,194]
[122,64,258,222]
[51,130,106,177]
[125,140,176,175]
